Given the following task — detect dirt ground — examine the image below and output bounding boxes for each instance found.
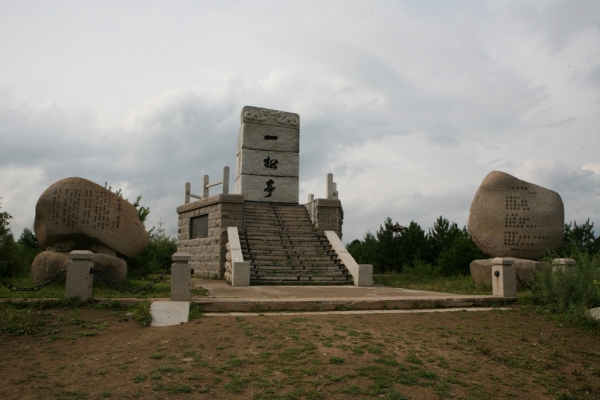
[1,305,599,400]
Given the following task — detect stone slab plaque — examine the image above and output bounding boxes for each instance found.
[34,177,149,257]
[235,175,299,203]
[241,106,300,129]
[467,171,564,259]
[236,149,299,178]
[237,123,300,153]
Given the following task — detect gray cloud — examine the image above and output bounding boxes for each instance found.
[0,0,599,244]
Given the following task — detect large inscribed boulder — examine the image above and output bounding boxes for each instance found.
[31,250,127,284]
[34,177,148,257]
[467,171,564,259]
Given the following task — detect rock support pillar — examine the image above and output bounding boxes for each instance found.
[552,258,576,272]
[491,257,516,298]
[171,252,192,301]
[66,250,94,302]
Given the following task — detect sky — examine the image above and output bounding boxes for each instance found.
[1,0,599,244]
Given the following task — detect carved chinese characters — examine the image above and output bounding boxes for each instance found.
[467,171,564,259]
[34,177,149,257]
[235,106,300,203]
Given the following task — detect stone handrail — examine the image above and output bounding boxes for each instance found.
[324,231,372,287]
[225,227,250,286]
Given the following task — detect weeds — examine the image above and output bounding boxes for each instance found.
[132,300,152,327]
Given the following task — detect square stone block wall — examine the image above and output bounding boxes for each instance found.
[236,149,299,178]
[235,175,299,204]
[176,194,244,278]
[305,198,344,239]
[237,122,299,153]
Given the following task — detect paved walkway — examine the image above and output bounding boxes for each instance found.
[191,279,512,313]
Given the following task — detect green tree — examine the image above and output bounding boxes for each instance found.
[375,217,403,273]
[346,232,378,266]
[427,216,461,264]
[399,221,429,268]
[126,222,177,279]
[0,200,27,278]
[438,228,486,276]
[556,219,599,256]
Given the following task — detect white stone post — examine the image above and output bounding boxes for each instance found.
[184,182,191,204]
[171,252,192,301]
[66,250,94,302]
[307,194,314,223]
[491,257,516,298]
[222,166,230,195]
[227,227,250,286]
[552,258,576,272]
[333,182,338,199]
[326,173,334,199]
[203,175,209,198]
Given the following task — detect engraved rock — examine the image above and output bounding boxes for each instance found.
[467,171,564,259]
[34,177,149,257]
[92,253,127,284]
[470,258,549,287]
[31,250,127,284]
[31,251,69,284]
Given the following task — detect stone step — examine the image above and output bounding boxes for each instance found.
[244,225,315,232]
[249,280,353,286]
[250,266,345,273]
[241,246,332,253]
[242,249,336,256]
[244,218,312,227]
[240,203,349,286]
[244,233,323,239]
[250,275,352,282]
[249,262,343,269]
[248,254,338,262]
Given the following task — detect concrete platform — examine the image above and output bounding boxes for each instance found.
[150,301,189,327]
[191,278,514,313]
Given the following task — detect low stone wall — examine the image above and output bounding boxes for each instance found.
[176,194,244,278]
[305,198,343,239]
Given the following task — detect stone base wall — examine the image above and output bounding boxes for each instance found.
[305,198,343,239]
[176,194,244,278]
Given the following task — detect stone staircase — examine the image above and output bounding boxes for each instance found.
[240,203,353,285]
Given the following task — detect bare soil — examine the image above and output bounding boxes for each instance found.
[1,305,599,400]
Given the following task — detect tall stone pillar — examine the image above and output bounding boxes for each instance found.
[235,106,300,203]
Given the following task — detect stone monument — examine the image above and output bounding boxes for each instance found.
[468,171,564,286]
[235,106,300,203]
[31,177,149,284]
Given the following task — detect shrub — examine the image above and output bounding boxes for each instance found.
[132,300,153,327]
[532,252,600,314]
[126,223,177,279]
[438,230,486,276]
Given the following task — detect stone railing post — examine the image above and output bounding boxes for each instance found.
[66,250,94,301]
[552,258,576,272]
[492,257,516,298]
[171,252,192,301]
[326,173,334,199]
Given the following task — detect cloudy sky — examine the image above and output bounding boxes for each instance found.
[1,0,599,244]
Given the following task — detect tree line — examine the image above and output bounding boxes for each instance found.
[346,216,600,276]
